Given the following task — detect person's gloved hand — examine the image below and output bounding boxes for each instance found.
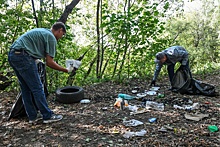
[67,65,74,73]
[150,80,156,86]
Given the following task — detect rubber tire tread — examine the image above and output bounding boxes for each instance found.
[56,86,84,104]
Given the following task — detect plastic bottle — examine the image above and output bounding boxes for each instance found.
[127,105,138,112]
[145,101,164,111]
[123,129,147,138]
[157,93,165,98]
[118,93,135,100]
[191,103,200,110]
[148,117,157,123]
[135,129,147,136]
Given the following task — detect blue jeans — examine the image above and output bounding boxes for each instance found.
[167,61,191,83]
[8,49,53,120]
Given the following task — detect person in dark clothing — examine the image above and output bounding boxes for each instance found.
[150,46,191,87]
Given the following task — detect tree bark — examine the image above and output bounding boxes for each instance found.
[57,0,80,24]
[31,0,39,27]
[96,0,101,78]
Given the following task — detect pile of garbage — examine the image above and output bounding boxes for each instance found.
[112,86,219,138]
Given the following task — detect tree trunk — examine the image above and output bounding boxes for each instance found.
[57,0,81,24]
[96,0,101,78]
[31,0,39,27]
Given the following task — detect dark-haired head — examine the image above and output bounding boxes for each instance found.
[52,22,66,33]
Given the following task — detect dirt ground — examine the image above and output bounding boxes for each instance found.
[0,72,220,147]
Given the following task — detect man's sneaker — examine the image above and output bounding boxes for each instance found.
[43,114,63,124]
[29,113,43,124]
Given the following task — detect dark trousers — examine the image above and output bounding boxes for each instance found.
[167,61,191,83]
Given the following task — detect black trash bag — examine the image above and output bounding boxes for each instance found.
[171,66,217,97]
[7,61,48,120]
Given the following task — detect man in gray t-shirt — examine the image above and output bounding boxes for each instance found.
[150,46,191,88]
[8,22,76,124]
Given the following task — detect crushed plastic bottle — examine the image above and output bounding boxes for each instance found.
[145,101,164,111]
[118,93,135,100]
[123,129,147,138]
[123,119,143,126]
[127,105,139,112]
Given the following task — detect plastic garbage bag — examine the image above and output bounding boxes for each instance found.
[171,66,218,96]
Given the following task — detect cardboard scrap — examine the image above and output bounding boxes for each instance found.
[184,113,209,121]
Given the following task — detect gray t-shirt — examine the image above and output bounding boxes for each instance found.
[10,28,57,59]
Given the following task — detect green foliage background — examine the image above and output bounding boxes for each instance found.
[0,0,219,93]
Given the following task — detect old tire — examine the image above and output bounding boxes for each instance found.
[56,86,84,104]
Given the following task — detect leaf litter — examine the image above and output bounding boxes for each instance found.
[0,73,220,146]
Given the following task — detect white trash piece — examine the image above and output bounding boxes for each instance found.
[80,99,90,104]
[145,101,164,111]
[66,59,82,69]
[145,91,157,95]
[126,105,139,112]
[123,119,143,126]
[173,103,200,110]
[149,87,160,91]
[136,93,147,98]
[123,129,147,138]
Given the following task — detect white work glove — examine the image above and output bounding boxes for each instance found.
[66,65,74,73]
[35,59,44,64]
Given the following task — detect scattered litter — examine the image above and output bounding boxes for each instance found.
[150,87,160,91]
[204,101,210,104]
[158,125,174,132]
[123,119,143,126]
[145,101,164,111]
[157,93,165,98]
[188,100,193,104]
[102,107,108,111]
[126,105,139,112]
[173,103,200,110]
[80,99,90,104]
[158,127,168,133]
[173,128,178,133]
[148,117,157,123]
[131,87,140,94]
[111,128,120,134]
[184,113,209,121]
[146,91,157,95]
[130,108,150,115]
[118,93,135,100]
[131,90,138,94]
[136,93,147,98]
[216,103,220,107]
[163,125,174,131]
[208,125,219,132]
[114,98,128,108]
[123,129,147,138]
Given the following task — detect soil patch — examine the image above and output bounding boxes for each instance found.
[0,74,220,147]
